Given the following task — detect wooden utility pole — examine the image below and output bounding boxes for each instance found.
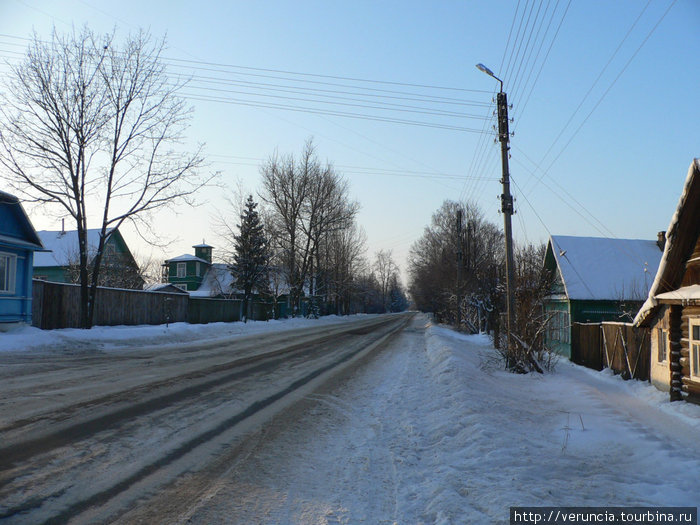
[476,63,516,362]
[456,208,463,329]
[496,90,516,361]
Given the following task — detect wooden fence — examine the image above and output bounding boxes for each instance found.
[31,280,286,329]
[571,322,650,380]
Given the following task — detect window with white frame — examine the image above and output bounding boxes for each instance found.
[690,319,700,381]
[657,328,668,363]
[196,262,201,277]
[0,252,17,293]
[176,262,186,278]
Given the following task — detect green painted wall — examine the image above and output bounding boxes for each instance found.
[167,260,205,291]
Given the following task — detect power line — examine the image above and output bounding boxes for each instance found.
[513,0,572,124]
[178,83,491,120]
[509,0,554,105]
[181,93,492,133]
[539,0,676,179]
[0,32,489,95]
[532,0,653,176]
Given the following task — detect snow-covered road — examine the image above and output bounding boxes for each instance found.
[0,314,411,524]
[1,313,699,524]
[168,315,700,524]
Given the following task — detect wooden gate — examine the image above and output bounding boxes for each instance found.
[572,322,650,380]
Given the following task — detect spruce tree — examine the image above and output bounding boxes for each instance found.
[231,195,269,322]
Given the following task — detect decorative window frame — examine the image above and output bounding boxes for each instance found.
[0,252,17,294]
[690,318,700,381]
[176,262,186,278]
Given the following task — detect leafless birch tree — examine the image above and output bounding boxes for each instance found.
[0,27,209,327]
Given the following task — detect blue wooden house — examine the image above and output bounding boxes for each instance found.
[0,191,44,325]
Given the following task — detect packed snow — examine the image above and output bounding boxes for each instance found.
[2,314,699,522]
[0,314,373,353]
[180,315,700,523]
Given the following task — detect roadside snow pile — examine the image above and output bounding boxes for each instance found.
[422,322,700,519]
[0,314,370,353]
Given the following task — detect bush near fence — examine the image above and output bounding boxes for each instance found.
[31,280,287,330]
[571,321,650,380]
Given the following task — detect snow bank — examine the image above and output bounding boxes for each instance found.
[0,315,369,354]
[419,322,700,517]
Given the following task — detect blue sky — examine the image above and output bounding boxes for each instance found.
[1,0,698,279]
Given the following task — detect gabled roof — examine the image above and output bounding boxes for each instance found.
[0,191,44,251]
[635,159,700,326]
[546,235,662,301]
[144,282,190,294]
[34,228,116,267]
[189,263,240,297]
[164,254,210,264]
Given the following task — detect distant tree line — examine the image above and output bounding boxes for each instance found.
[408,199,553,370]
[224,139,409,317]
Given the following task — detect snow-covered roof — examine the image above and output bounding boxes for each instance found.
[164,254,210,264]
[655,285,700,303]
[548,235,662,301]
[143,283,189,294]
[0,191,44,251]
[189,263,240,297]
[34,228,115,267]
[192,243,213,248]
[635,159,700,326]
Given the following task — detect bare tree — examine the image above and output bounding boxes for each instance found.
[0,27,209,327]
[374,249,399,313]
[259,139,357,316]
[408,200,503,327]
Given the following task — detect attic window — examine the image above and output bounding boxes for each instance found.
[0,252,17,293]
[177,262,186,278]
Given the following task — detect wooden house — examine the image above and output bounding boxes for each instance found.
[0,191,44,325]
[634,159,700,402]
[34,227,143,289]
[163,243,214,292]
[543,235,663,357]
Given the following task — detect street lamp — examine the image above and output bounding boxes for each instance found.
[476,63,503,91]
[476,63,516,364]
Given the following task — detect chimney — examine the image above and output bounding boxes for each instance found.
[657,231,666,251]
[59,218,66,236]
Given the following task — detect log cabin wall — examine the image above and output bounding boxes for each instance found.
[680,305,700,402]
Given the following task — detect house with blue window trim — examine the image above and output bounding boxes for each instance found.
[0,191,44,325]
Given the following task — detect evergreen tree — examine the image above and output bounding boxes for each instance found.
[231,195,269,322]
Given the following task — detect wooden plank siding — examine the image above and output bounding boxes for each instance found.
[571,322,650,380]
[33,280,189,329]
[571,323,603,370]
[31,280,288,329]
